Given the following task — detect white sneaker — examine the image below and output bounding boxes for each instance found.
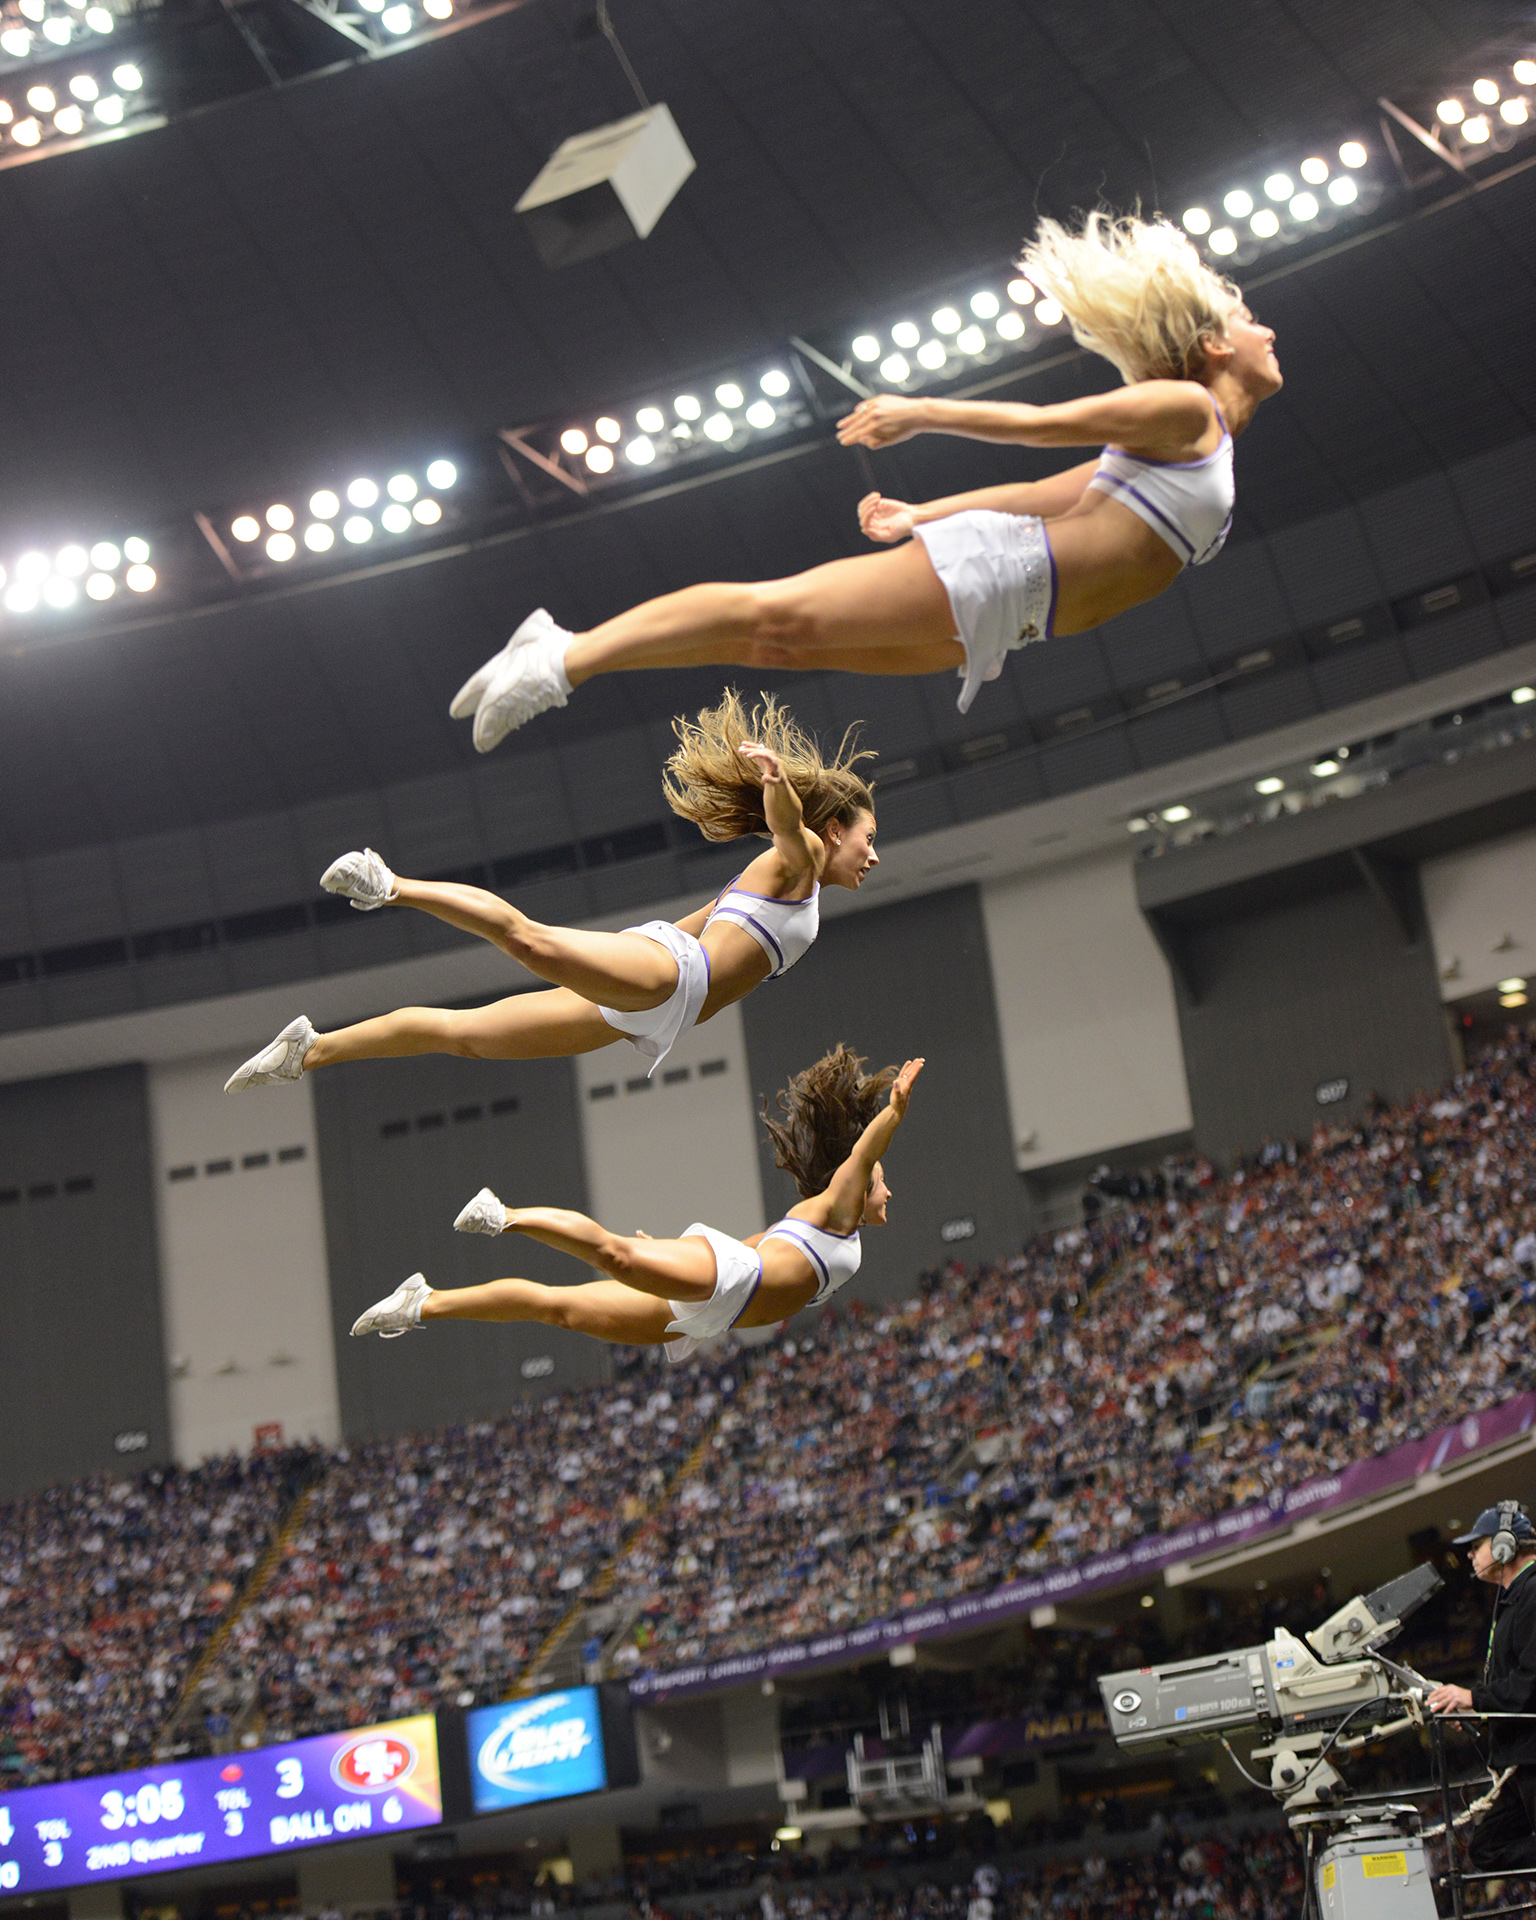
[450,608,565,719]
[351,1272,432,1338]
[454,1186,507,1234]
[320,847,398,911]
[224,1015,317,1092]
[472,618,573,752]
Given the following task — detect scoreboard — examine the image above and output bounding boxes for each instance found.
[0,1715,440,1895]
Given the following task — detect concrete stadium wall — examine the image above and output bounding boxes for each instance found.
[1421,821,1536,1001]
[1172,873,1455,1162]
[309,1028,606,1441]
[980,850,1192,1174]
[147,1053,340,1462]
[0,1065,170,1499]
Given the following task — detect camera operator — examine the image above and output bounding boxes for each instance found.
[1428,1502,1536,1870]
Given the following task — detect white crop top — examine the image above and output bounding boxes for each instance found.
[1085,405,1234,568]
[760,1216,861,1304]
[702,876,819,978]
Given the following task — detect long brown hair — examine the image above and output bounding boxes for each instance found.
[762,1044,899,1199]
[663,689,876,842]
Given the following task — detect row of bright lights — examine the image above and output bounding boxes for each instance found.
[229,461,456,562]
[1131,688,1536,833]
[551,281,1060,473]
[1132,748,1357,830]
[0,0,457,67]
[0,63,141,143]
[1436,62,1535,141]
[0,1,117,59]
[356,0,452,28]
[556,370,798,472]
[1180,142,1368,254]
[1,536,153,613]
[848,281,1062,385]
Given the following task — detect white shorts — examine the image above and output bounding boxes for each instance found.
[598,921,710,1076]
[664,1223,763,1365]
[914,509,1057,715]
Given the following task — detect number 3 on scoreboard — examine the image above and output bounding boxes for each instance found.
[276,1759,304,1800]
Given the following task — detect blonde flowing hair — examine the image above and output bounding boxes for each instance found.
[663,688,876,842]
[762,1044,899,1199]
[1019,211,1241,385]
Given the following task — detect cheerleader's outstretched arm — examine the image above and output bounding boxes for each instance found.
[817,1057,924,1230]
[856,460,1100,545]
[838,384,1216,457]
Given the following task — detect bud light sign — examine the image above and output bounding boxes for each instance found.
[466,1690,608,1812]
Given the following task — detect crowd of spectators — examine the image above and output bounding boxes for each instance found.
[395,1830,1301,1920]
[195,1381,717,1742]
[0,1445,319,1786]
[5,1029,1533,1784]
[610,1025,1536,1674]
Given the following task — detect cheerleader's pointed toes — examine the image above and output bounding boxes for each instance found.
[454,1187,507,1235]
[351,1273,432,1338]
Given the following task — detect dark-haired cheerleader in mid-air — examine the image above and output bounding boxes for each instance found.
[224,692,876,1092]
[450,211,1281,744]
[349,1050,922,1364]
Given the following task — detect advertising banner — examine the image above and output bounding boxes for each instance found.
[0,1715,441,1896]
[465,1690,608,1813]
[628,1392,1536,1701]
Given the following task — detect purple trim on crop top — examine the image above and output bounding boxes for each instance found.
[1101,400,1230,470]
[1091,473,1197,562]
[1044,528,1059,638]
[762,1217,859,1298]
[765,1223,830,1292]
[1102,435,1230,471]
[710,906,785,974]
[715,876,819,906]
[704,875,817,979]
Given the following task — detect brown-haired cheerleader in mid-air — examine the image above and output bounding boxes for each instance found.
[349,1050,922,1364]
[224,692,877,1092]
[450,212,1282,744]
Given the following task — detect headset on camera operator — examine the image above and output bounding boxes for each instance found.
[1428,1500,1536,1871]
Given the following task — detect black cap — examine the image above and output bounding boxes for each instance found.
[1453,1505,1536,1545]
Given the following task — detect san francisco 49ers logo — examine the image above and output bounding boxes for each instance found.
[331,1733,417,1793]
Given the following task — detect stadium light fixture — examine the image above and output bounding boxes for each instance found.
[1512,685,1536,704]
[498,260,1075,508]
[1254,776,1284,795]
[1310,759,1341,777]
[1502,992,1529,1009]
[1499,977,1527,994]
[200,459,461,579]
[0,533,155,614]
[0,50,155,167]
[1161,805,1192,823]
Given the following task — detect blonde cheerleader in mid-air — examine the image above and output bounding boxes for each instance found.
[450,211,1282,745]
[224,693,876,1092]
[349,1049,922,1363]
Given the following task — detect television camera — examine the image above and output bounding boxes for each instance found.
[1099,1563,1449,1918]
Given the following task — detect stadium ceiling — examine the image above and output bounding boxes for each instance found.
[1,0,1534,895]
